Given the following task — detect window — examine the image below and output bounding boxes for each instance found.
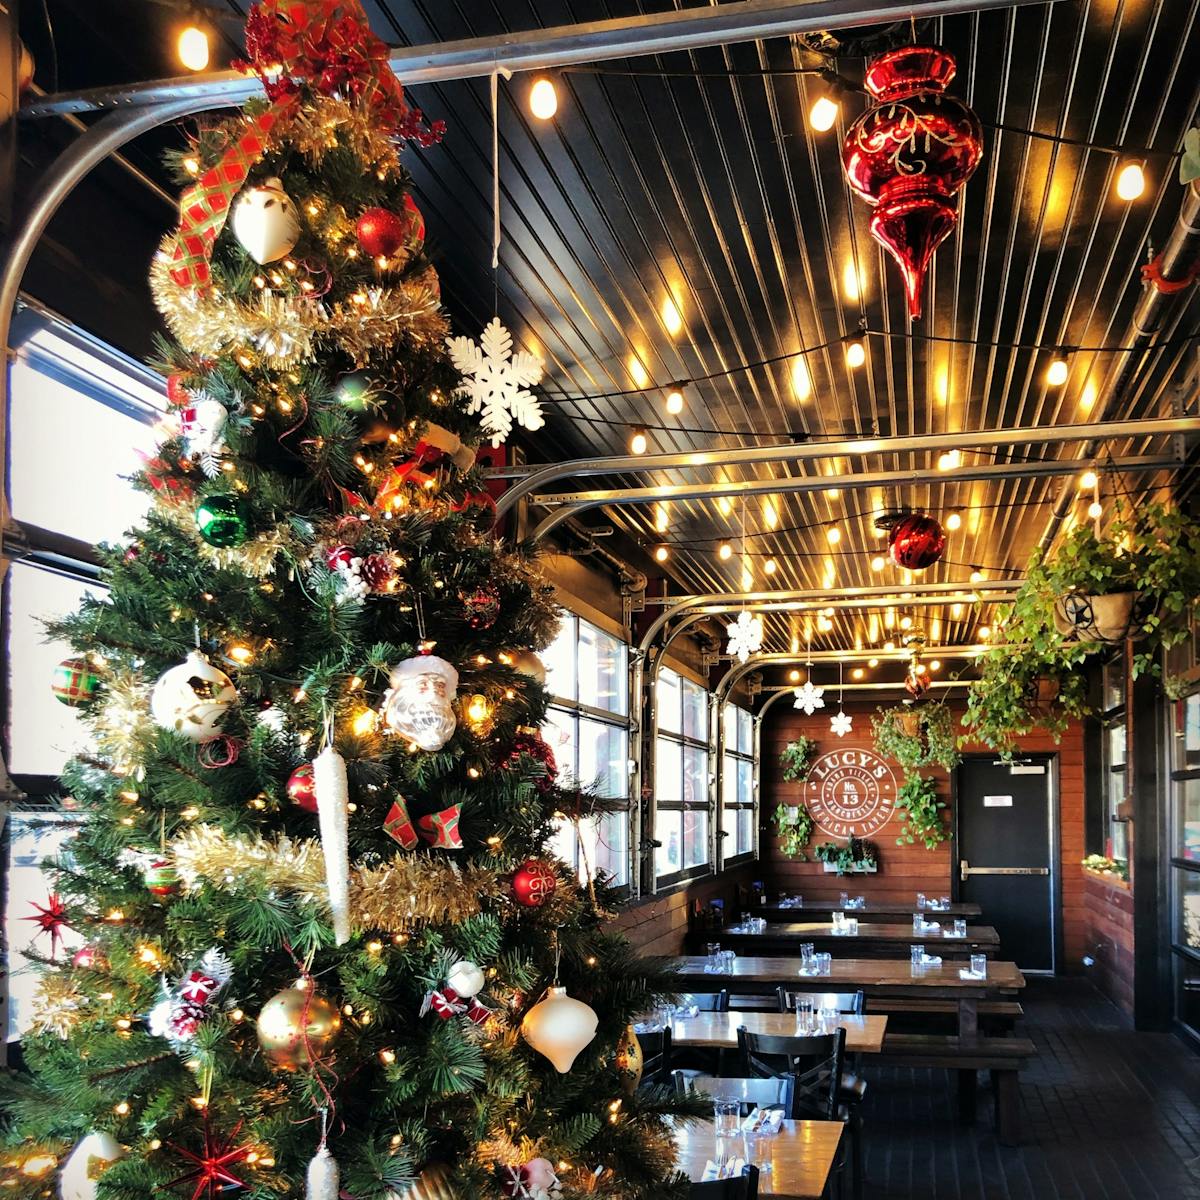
[654,667,711,885]
[722,704,756,864]
[543,614,630,889]
[1099,657,1129,862]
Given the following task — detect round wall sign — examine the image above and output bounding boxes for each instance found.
[805,747,897,838]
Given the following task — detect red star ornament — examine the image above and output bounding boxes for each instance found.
[164,1118,248,1200]
[24,893,69,959]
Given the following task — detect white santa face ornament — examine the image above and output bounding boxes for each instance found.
[230,176,300,265]
[381,655,458,751]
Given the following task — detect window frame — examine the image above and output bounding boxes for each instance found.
[720,702,757,869]
[653,666,712,890]
[1097,655,1129,863]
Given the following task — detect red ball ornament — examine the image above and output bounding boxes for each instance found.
[887,513,947,570]
[503,732,558,792]
[325,544,355,570]
[360,553,395,592]
[842,46,983,319]
[166,373,191,406]
[357,207,409,257]
[461,583,501,630]
[287,764,318,813]
[512,859,557,908]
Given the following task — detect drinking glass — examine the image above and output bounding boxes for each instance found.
[800,943,815,967]
[839,891,849,907]
[911,944,926,969]
[970,954,988,978]
[916,892,927,910]
[714,1099,740,1138]
[913,913,925,933]
[815,952,832,976]
[721,949,737,974]
[794,996,815,1034]
[845,918,859,936]
[953,918,967,938]
[831,910,846,933]
[706,942,721,972]
[820,1004,838,1033]
[940,896,951,910]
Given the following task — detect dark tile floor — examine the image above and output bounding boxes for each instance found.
[860,977,1200,1199]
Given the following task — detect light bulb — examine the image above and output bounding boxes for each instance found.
[945,511,963,531]
[466,694,492,725]
[868,657,879,668]
[718,543,733,561]
[1088,500,1103,520]
[929,660,941,672]
[1080,470,1098,490]
[665,384,685,415]
[970,569,984,583]
[979,625,991,639]
[938,449,962,471]
[826,525,841,545]
[870,555,886,572]
[1046,357,1069,387]
[951,603,964,618]
[809,94,839,132]
[529,78,558,120]
[764,558,778,575]
[1115,161,1146,201]
[851,667,864,680]
[629,428,648,455]
[177,25,210,72]
[654,545,670,563]
[789,669,801,683]
[884,640,896,652]
[845,338,866,369]
[899,615,913,630]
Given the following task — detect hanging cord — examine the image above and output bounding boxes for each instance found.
[490,65,514,272]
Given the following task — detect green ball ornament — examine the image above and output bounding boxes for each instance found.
[195,495,252,547]
[334,371,374,412]
[143,859,181,897]
[52,657,99,706]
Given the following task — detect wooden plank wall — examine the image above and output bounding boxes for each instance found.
[762,700,1088,969]
[1082,871,1136,1014]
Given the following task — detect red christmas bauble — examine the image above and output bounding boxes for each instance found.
[512,859,557,908]
[503,732,558,793]
[360,553,395,592]
[287,764,318,813]
[325,544,355,570]
[888,513,947,570]
[461,583,501,630]
[357,207,409,257]
[842,46,982,318]
[166,373,190,406]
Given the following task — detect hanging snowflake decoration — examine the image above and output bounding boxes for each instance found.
[830,709,853,738]
[793,679,825,715]
[446,318,544,447]
[725,610,763,664]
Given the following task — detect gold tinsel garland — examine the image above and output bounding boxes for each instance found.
[91,669,153,773]
[29,974,86,1039]
[283,96,403,176]
[172,826,508,930]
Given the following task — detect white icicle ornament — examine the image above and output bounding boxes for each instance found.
[313,744,351,945]
[520,986,598,1073]
[230,176,300,264]
[59,1132,125,1200]
[150,651,237,742]
[306,1146,340,1200]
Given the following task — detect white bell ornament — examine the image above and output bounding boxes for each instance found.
[520,986,598,1073]
[445,959,485,998]
[59,1131,125,1200]
[150,651,237,742]
[230,176,299,265]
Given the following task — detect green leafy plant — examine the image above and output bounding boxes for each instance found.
[873,701,961,771]
[813,837,878,873]
[1082,853,1129,881]
[779,736,816,782]
[894,775,948,850]
[773,802,814,858]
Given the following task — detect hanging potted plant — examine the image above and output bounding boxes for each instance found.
[873,701,961,771]
[894,775,948,850]
[778,736,816,782]
[773,802,815,859]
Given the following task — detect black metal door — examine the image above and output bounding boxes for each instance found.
[957,755,1056,972]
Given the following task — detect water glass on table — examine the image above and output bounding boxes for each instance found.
[814,952,832,976]
[706,942,722,972]
[913,912,926,933]
[714,1099,741,1138]
[794,995,816,1034]
[839,891,849,907]
[970,953,988,978]
[916,892,927,910]
[911,944,926,970]
[831,910,846,933]
[799,942,815,970]
[845,917,859,936]
[721,949,737,973]
[953,918,967,938]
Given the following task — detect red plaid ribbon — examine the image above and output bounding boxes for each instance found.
[384,798,461,851]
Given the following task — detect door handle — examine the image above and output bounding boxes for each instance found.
[960,859,1050,881]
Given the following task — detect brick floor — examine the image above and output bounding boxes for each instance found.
[859,977,1200,1199]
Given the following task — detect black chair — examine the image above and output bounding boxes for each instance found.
[775,989,869,1130]
[673,1071,794,1117]
[680,990,731,1012]
[688,1164,760,1200]
[673,991,731,1078]
[738,1028,860,1200]
[637,1026,673,1087]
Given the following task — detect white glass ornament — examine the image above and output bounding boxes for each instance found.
[150,651,237,741]
[313,745,351,945]
[521,986,598,1073]
[180,397,228,458]
[60,1132,125,1200]
[381,655,459,751]
[446,960,485,998]
[230,176,299,264]
[306,1146,339,1200]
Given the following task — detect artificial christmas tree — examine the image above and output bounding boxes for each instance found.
[1,4,698,1196]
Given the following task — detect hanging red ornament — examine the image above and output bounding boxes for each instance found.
[502,732,558,792]
[163,1117,249,1200]
[287,763,318,813]
[360,553,395,592]
[72,944,107,970]
[144,859,183,897]
[842,46,983,319]
[460,583,501,630]
[166,373,191,406]
[356,207,408,257]
[24,894,70,958]
[886,512,947,570]
[325,544,355,571]
[512,859,557,908]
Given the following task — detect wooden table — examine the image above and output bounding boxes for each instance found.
[700,921,1000,959]
[750,899,982,921]
[674,1118,843,1200]
[668,1010,888,1055]
[668,955,1025,1043]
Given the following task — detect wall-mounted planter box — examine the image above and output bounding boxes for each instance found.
[821,862,878,875]
[1082,865,1130,892]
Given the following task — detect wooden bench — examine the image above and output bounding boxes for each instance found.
[878,1032,1036,1145]
[865,997,1024,1034]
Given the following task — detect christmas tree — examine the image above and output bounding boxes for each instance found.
[2,4,699,1197]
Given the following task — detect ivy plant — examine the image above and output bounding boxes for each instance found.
[872,702,961,772]
[773,802,815,859]
[779,736,816,783]
[812,838,878,873]
[894,774,948,850]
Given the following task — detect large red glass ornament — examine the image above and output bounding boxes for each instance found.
[888,512,947,570]
[512,859,557,908]
[842,46,983,319]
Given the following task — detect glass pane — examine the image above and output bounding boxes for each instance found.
[723,705,737,749]
[738,709,753,755]
[738,807,755,856]
[593,810,629,887]
[7,563,102,776]
[9,357,159,545]
[655,808,682,878]
[542,616,577,702]
[683,807,709,868]
[548,819,577,872]
[1102,660,1125,712]
[723,754,737,807]
[1177,776,1200,863]
[683,744,708,807]
[1174,952,1200,1037]
[682,678,708,741]
[578,717,628,798]
[1183,694,1200,770]
[1106,723,1126,769]
[739,759,753,808]
[656,669,681,735]
[1109,820,1129,863]
[542,708,578,781]
[655,737,682,803]
[721,802,737,850]
[578,622,626,715]
[1178,871,1200,950]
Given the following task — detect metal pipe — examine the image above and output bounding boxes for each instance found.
[531,454,1185,540]
[494,416,1200,518]
[21,0,1054,118]
[1037,179,1200,551]
[760,681,968,692]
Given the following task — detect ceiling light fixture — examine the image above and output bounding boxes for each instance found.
[844,337,866,370]
[664,382,686,415]
[809,94,840,132]
[1046,355,1070,387]
[945,510,963,531]
[177,25,210,72]
[529,78,559,120]
[764,558,778,576]
[937,449,962,471]
[718,542,733,561]
[1080,470,1098,490]
[654,545,670,563]
[1115,161,1146,202]
[825,524,841,545]
[629,428,648,455]
[870,555,886,572]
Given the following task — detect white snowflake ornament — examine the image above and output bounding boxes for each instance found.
[446,318,544,447]
[793,679,825,715]
[830,709,853,738]
[726,610,763,664]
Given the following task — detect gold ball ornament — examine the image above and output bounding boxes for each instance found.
[616,1023,643,1094]
[390,1163,459,1200]
[256,981,341,1070]
[509,650,546,685]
